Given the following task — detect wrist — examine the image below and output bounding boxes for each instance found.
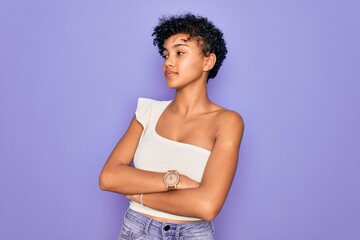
[177,175,186,189]
[163,170,180,190]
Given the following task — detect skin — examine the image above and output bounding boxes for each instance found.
[99,33,244,222]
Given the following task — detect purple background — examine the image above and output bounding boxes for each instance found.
[1,0,359,239]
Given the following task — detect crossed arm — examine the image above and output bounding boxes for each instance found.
[99,113,244,221]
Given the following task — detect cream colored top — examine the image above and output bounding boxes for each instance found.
[129,98,211,221]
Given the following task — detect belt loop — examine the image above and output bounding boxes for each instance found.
[210,221,215,235]
[144,218,152,235]
[175,224,180,240]
[123,208,130,222]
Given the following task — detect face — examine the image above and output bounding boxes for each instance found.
[162,34,213,89]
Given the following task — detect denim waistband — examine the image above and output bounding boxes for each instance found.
[122,208,214,239]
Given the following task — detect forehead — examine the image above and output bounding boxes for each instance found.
[164,33,201,49]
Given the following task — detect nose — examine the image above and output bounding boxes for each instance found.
[164,55,173,68]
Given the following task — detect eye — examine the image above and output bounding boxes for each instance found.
[177,51,185,56]
[162,50,169,59]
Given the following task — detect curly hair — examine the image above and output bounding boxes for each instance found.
[152,13,227,81]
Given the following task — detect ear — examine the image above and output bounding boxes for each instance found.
[203,53,217,72]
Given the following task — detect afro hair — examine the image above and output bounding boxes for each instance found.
[152,13,227,81]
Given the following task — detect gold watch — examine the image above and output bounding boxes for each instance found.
[163,170,180,190]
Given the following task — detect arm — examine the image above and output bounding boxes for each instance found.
[99,116,198,195]
[127,112,245,221]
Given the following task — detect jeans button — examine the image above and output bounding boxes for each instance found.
[164,225,170,231]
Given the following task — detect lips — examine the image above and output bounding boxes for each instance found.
[165,70,178,77]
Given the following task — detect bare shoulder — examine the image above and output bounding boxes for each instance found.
[213,105,244,128]
[218,108,243,124]
[213,107,245,140]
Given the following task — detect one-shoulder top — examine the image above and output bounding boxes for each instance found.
[129,98,211,221]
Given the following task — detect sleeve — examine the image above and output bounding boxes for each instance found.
[135,97,154,130]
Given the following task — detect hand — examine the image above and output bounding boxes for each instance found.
[125,194,139,202]
[177,175,200,189]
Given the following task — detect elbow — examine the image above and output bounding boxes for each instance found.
[198,199,221,221]
[99,171,112,191]
[99,164,128,193]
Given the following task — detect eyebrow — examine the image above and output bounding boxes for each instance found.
[163,42,190,52]
[173,43,189,48]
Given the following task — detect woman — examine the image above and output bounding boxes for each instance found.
[100,13,244,239]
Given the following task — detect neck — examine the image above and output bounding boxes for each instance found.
[171,80,211,117]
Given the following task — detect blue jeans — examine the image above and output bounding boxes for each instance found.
[118,208,215,240]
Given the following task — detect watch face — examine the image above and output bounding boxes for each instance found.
[165,172,179,186]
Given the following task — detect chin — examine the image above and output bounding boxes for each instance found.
[165,79,180,89]
[166,83,179,89]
